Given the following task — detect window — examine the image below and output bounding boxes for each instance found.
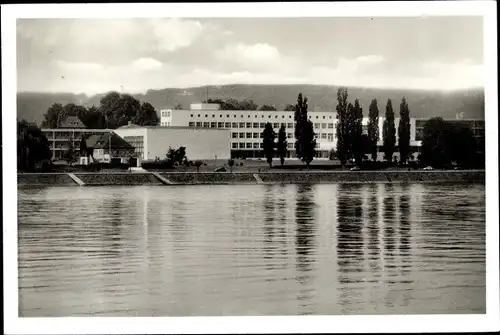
[321,133,327,139]
[314,123,320,129]
[253,123,259,128]
[239,133,245,138]
[241,115,244,118]
[246,143,253,149]
[262,115,265,118]
[260,143,264,148]
[322,123,327,129]
[227,114,230,118]
[329,116,333,119]
[287,123,293,128]
[287,143,294,149]
[210,122,217,128]
[189,122,195,127]
[198,114,201,117]
[232,132,238,138]
[232,122,238,128]
[287,133,292,138]
[289,115,292,118]
[239,122,245,128]
[275,115,278,118]
[260,123,265,128]
[203,122,209,127]
[239,143,245,149]
[327,134,334,142]
[196,122,202,127]
[190,114,193,118]
[273,123,279,128]
[253,143,259,149]
[328,123,334,128]
[232,143,238,149]
[260,133,264,138]
[246,122,252,128]
[248,115,251,118]
[316,116,319,119]
[218,122,224,128]
[212,115,215,118]
[234,115,237,118]
[205,114,208,118]
[268,115,271,118]
[219,114,222,118]
[225,122,231,128]
[246,133,252,138]
[322,116,326,119]
[253,133,259,138]
[281,123,286,128]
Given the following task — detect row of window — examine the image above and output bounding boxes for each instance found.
[230,132,335,141]
[231,142,297,149]
[188,121,335,129]
[188,113,335,120]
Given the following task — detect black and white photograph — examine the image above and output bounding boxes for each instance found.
[2,1,499,334]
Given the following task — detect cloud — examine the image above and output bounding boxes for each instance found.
[132,58,163,71]
[150,18,206,52]
[215,43,284,72]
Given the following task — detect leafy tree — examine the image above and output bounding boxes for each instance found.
[421,117,452,167]
[81,105,106,129]
[449,123,477,167]
[166,146,176,164]
[194,160,203,173]
[335,87,349,167]
[284,104,296,111]
[294,93,316,166]
[175,146,187,165]
[259,104,277,111]
[135,102,159,126]
[227,159,235,172]
[329,149,337,160]
[17,120,52,171]
[262,123,276,167]
[382,99,396,162]
[98,92,141,129]
[276,124,288,166]
[398,97,411,164]
[238,99,259,111]
[351,98,364,166]
[367,99,380,161]
[41,103,64,128]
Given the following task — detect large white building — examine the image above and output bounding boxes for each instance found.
[160,103,419,159]
[114,123,231,162]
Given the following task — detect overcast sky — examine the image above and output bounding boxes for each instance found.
[16,16,484,95]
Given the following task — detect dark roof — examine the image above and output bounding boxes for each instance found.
[59,115,86,129]
[85,133,134,150]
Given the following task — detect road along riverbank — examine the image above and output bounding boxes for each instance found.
[17,170,485,186]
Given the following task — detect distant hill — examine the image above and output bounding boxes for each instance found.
[17,84,485,125]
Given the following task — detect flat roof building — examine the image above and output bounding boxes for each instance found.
[114,123,231,162]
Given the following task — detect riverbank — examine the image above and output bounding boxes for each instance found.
[17,170,485,186]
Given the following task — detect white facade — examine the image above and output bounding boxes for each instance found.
[114,125,231,161]
[160,104,418,159]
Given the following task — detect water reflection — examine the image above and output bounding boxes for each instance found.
[17,184,486,316]
[294,184,317,314]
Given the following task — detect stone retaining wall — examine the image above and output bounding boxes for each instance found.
[17,170,485,186]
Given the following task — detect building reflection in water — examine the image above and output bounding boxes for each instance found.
[398,183,414,307]
[263,184,276,264]
[294,183,317,315]
[366,183,381,282]
[336,183,365,313]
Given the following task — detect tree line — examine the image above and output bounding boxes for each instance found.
[334,87,412,167]
[41,92,160,129]
[203,98,278,111]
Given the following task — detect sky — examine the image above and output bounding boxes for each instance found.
[16,16,484,95]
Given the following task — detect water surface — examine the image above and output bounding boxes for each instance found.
[18,183,486,316]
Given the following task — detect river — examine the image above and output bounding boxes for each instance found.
[17,183,486,316]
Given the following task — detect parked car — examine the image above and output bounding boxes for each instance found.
[423,166,434,171]
[214,166,227,172]
[350,166,361,171]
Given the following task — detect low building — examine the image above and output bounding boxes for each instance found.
[113,122,231,162]
[41,116,113,160]
[80,133,136,165]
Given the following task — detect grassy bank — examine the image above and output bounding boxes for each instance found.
[17,170,485,186]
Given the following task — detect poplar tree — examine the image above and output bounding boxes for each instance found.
[398,97,411,164]
[382,99,396,162]
[367,99,380,161]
